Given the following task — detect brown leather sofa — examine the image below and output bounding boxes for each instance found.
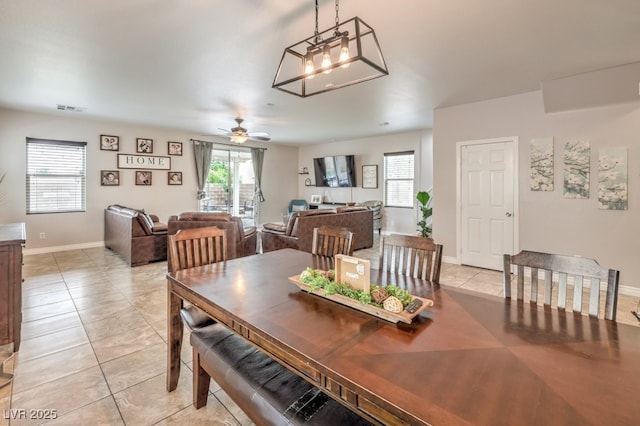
[167,212,257,270]
[104,204,168,266]
[260,207,373,253]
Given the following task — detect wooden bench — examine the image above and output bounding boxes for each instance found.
[190,323,373,425]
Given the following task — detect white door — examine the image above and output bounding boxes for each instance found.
[458,138,517,270]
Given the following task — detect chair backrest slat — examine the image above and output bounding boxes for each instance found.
[379,234,443,283]
[168,226,227,272]
[558,272,568,310]
[530,267,539,303]
[311,226,354,258]
[572,275,584,313]
[503,250,619,321]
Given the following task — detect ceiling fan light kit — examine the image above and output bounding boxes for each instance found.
[230,134,249,144]
[272,0,388,98]
[220,118,271,143]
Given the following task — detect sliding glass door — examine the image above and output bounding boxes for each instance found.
[200,148,255,226]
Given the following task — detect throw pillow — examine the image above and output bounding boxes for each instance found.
[140,211,155,231]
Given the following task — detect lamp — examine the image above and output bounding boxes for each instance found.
[230,134,248,144]
[272,0,388,97]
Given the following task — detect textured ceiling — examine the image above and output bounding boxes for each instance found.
[1,0,639,145]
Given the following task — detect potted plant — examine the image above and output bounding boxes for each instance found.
[416,190,432,238]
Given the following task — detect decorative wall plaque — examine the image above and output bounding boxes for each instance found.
[117,154,171,170]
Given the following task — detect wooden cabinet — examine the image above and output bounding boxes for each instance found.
[0,223,25,352]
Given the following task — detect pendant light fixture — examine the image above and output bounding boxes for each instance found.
[272,0,389,97]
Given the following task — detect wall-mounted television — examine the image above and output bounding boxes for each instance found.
[313,155,356,187]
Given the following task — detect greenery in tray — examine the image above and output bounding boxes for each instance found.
[298,267,413,308]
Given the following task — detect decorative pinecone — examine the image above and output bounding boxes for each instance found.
[371,288,389,304]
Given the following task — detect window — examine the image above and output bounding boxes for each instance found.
[384,151,414,207]
[26,138,87,214]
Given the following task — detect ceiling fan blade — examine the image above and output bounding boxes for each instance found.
[249,135,271,142]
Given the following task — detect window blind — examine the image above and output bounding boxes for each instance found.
[26,138,87,214]
[384,151,414,208]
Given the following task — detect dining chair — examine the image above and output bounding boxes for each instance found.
[379,234,443,283]
[168,226,227,271]
[168,226,229,330]
[312,226,354,257]
[503,250,620,321]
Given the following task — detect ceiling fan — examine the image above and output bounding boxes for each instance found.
[218,118,271,143]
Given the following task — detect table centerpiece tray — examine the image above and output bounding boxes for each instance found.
[288,274,433,324]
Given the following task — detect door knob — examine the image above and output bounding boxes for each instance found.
[505,212,512,217]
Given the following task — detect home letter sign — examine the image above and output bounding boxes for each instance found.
[117,154,171,170]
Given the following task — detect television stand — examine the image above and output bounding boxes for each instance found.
[309,202,346,210]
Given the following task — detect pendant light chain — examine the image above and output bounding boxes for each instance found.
[334,0,341,36]
[314,0,321,44]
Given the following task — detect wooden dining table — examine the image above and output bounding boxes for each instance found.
[166,248,640,425]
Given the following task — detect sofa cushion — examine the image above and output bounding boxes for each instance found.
[243,226,257,237]
[177,212,232,222]
[336,206,369,213]
[152,223,168,234]
[263,223,286,233]
[297,209,336,217]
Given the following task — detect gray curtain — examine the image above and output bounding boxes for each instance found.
[192,140,214,202]
[250,147,265,223]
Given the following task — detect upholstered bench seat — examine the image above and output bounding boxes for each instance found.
[191,323,372,425]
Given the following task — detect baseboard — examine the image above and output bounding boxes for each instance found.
[24,241,105,256]
[442,255,457,265]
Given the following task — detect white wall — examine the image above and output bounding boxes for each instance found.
[0,108,298,250]
[297,130,433,236]
[433,91,640,291]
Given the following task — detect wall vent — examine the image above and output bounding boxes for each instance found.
[56,104,86,112]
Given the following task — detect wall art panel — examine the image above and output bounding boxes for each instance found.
[530,137,554,191]
[563,140,590,199]
[598,147,627,210]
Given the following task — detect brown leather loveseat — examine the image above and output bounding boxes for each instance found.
[104,204,168,266]
[260,207,373,253]
[167,212,257,270]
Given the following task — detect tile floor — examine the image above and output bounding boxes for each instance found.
[1,241,638,425]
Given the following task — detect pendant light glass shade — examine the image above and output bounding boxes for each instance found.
[339,35,350,68]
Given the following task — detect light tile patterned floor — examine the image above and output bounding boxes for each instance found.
[1,241,638,425]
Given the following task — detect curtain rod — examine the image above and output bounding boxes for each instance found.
[190,138,267,151]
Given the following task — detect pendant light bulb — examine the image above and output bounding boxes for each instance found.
[304,51,315,79]
[339,35,350,68]
[322,44,332,74]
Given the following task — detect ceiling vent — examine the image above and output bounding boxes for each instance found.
[56,104,86,112]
